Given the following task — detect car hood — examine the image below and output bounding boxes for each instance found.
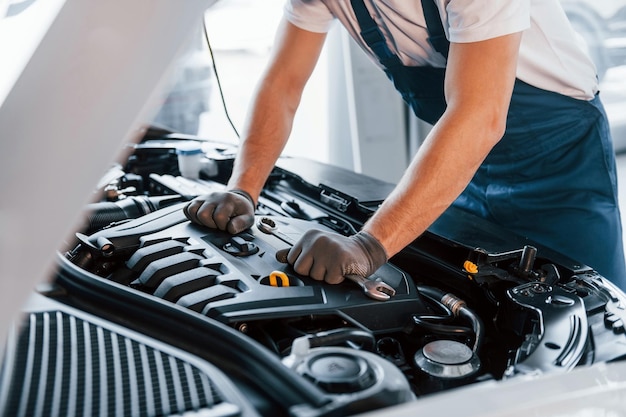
[0,0,217,345]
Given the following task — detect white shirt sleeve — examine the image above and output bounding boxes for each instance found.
[445,0,530,43]
[284,0,336,33]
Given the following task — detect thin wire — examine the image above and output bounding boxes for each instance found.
[202,18,241,140]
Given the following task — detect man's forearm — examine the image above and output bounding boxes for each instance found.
[362,110,504,258]
[225,19,327,204]
[227,80,301,203]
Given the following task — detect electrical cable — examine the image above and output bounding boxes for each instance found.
[202,17,241,140]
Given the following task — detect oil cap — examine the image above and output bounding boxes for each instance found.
[298,351,377,394]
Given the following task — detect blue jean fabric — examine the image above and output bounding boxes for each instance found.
[451,80,626,288]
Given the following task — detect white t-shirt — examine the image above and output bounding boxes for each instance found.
[284,0,598,100]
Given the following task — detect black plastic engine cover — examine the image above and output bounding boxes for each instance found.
[85,209,424,333]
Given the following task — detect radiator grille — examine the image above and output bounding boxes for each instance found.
[1,311,237,417]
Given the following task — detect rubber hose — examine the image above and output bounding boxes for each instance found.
[308,328,376,352]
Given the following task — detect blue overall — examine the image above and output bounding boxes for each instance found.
[350,0,626,288]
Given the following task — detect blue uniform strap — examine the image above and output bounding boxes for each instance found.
[350,0,449,67]
[420,0,449,58]
[349,0,403,69]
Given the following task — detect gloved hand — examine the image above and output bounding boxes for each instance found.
[183,189,255,234]
[278,229,388,284]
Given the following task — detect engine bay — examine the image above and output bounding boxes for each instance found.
[11,131,626,416]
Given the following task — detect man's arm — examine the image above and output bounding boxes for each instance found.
[363,32,523,257]
[284,31,523,284]
[227,19,327,203]
[184,19,326,231]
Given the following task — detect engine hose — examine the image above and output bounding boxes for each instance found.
[417,285,484,353]
[417,285,454,315]
[307,328,376,352]
[83,195,184,234]
[411,316,473,338]
[459,305,484,352]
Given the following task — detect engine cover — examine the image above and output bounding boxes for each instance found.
[81,207,423,333]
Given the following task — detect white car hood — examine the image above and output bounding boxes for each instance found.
[0,0,217,346]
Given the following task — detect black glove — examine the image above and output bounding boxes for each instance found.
[279,229,388,284]
[183,189,255,234]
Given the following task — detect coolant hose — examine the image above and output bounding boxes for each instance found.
[417,286,484,352]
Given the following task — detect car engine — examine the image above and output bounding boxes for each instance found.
[3,130,626,417]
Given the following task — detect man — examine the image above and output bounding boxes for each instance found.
[184,0,626,290]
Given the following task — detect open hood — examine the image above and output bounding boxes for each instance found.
[0,0,217,344]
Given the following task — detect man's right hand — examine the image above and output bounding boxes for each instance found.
[183,190,255,234]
